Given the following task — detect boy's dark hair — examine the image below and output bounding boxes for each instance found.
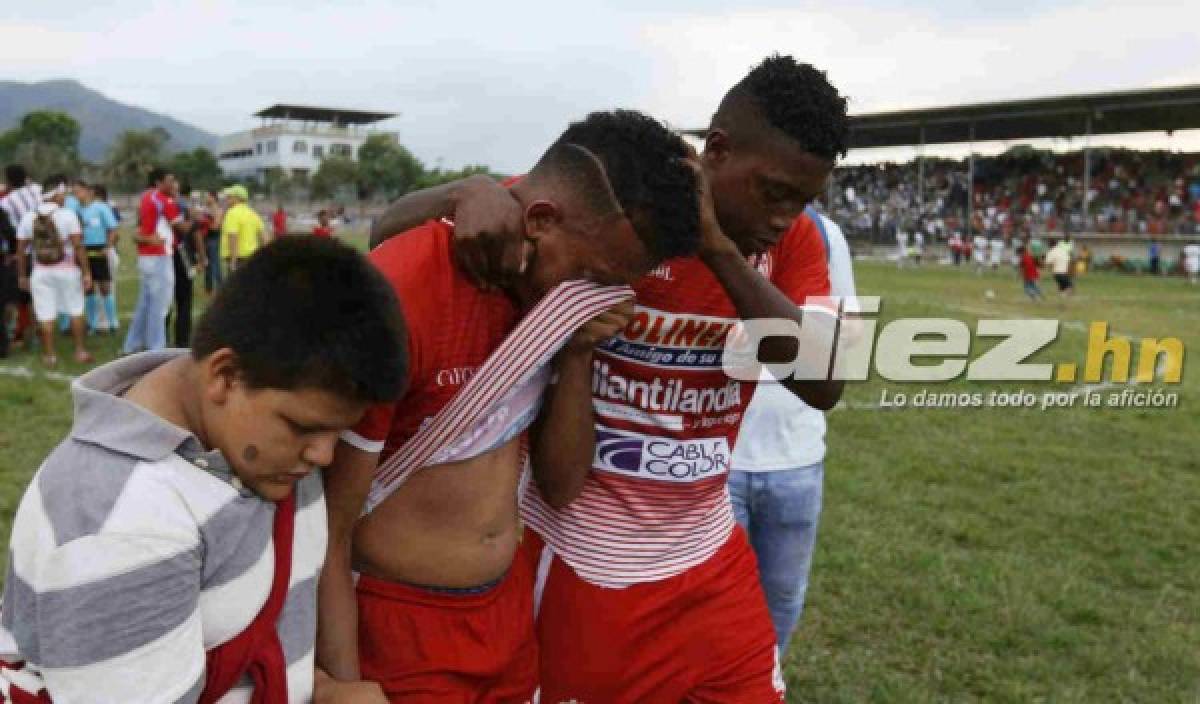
[93,184,109,201]
[1017,245,1027,254]
[44,173,69,191]
[147,168,169,188]
[4,164,27,188]
[712,54,850,161]
[533,109,700,262]
[192,237,407,403]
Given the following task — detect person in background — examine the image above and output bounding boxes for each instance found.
[1018,244,1043,301]
[0,205,14,357]
[1,164,43,351]
[273,203,288,239]
[948,231,964,266]
[166,183,207,347]
[123,168,183,355]
[1044,237,1074,296]
[728,210,857,656]
[220,184,265,275]
[75,181,120,334]
[1149,240,1161,275]
[201,191,224,293]
[313,209,335,238]
[972,232,988,273]
[1183,241,1200,284]
[15,175,92,366]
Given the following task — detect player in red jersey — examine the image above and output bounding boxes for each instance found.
[371,55,851,701]
[316,110,701,702]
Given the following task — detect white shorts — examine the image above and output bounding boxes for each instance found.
[31,266,85,322]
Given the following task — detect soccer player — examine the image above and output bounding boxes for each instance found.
[1045,237,1074,295]
[316,110,701,702]
[371,54,848,702]
[1183,241,1199,284]
[989,235,1005,271]
[973,232,988,273]
[1,237,406,703]
[1018,244,1043,301]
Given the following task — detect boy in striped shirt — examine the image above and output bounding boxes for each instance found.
[1,237,407,703]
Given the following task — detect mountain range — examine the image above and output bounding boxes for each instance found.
[0,79,218,162]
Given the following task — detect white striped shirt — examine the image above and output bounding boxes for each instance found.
[0,351,326,704]
[521,214,833,587]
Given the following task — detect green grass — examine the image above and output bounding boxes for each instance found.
[1,245,1197,701]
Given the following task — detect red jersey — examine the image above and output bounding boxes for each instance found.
[312,225,333,238]
[272,209,287,235]
[137,189,179,257]
[521,213,831,587]
[342,220,518,461]
[1020,252,1039,282]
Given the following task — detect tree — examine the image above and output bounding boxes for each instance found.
[106,129,170,193]
[312,156,361,200]
[170,147,224,193]
[18,112,81,155]
[357,135,424,199]
[414,164,502,190]
[0,111,82,180]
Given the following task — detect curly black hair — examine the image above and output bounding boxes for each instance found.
[540,109,700,262]
[714,54,850,161]
[192,237,408,403]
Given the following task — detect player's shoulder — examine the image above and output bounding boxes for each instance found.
[368,219,455,292]
[773,209,829,260]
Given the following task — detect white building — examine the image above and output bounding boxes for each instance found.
[217,104,397,182]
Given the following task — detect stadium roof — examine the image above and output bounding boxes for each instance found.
[254,104,395,125]
[683,85,1200,150]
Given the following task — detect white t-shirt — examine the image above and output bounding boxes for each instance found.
[733,214,856,472]
[1045,244,1071,274]
[1183,244,1200,272]
[989,238,1005,263]
[973,236,988,260]
[16,203,81,271]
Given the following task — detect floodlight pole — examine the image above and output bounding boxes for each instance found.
[1082,113,1093,230]
[917,126,926,215]
[966,123,975,239]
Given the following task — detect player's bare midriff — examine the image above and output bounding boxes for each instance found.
[352,436,524,589]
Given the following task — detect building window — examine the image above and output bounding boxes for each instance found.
[267,140,278,154]
[256,142,263,155]
[293,140,308,154]
[331,143,353,158]
[313,145,325,159]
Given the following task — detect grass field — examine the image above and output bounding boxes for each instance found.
[1,232,1197,702]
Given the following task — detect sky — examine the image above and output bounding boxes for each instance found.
[3,0,1200,172]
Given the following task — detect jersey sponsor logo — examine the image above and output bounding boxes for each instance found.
[592,359,742,414]
[599,309,738,369]
[435,365,477,387]
[646,263,673,281]
[594,428,731,482]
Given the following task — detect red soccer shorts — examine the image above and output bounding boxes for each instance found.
[356,536,539,703]
[529,525,784,703]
